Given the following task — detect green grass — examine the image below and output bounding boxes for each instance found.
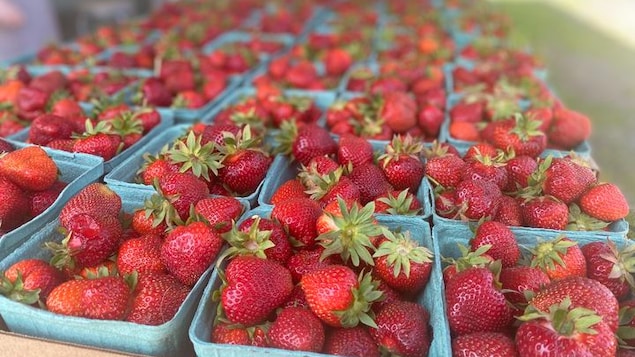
[492,2,635,205]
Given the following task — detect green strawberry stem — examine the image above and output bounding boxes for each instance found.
[333,271,382,328]
[374,229,433,278]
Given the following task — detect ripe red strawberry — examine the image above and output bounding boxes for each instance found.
[46,276,130,320]
[140,78,172,107]
[59,183,121,228]
[29,181,66,217]
[217,127,272,195]
[455,179,502,220]
[49,213,123,270]
[504,155,537,191]
[529,276,619,332]
[126,273,191,326]
[370,301,431,357]
[378,135,425,192]
[211,323,250,345]
[157,172,209,222]
[493,195,523,226]
[348,162,393,204]
[301,265,382,328]
[542,157,597,204]
[499,266,550,316]
[579,183,629,222]
[220,255,293,326]
[161,221,223,287]
[0,176,30,231]
[516,298,616,357]
[581,240,635,300]
[140,155,180,186]
[380,91,417,133]
[285,61,318,89]
[286,248,336,284]
[271,197,322,247]
[425,153,467,189]
[73,121,123,160]
[373,231,433,295]
[270,179,307,205]
[116,234,166,277]
[470,221,520,268]
[488,113,547,157]
[434,188,459,219]
[0,139,14,153]
[130,203,167,237]
[16,87,50,120]
[417,103,444,138]
[276,121,338,166]
[445,267,514,335]
[135,108,161,133]
[324,326,379,357]
[462,151,509,190]
[0,146,58,192]
[324,48,353,76]
[28,114,74,146]
[307,171,361,208]
[337,134,373,168]
[520,196,568,230]
[452,332,518,357]
[0,259,64,304]
[194,196,244,233]
[267,307,325,352]
[374,189,422,215]
[50,97,84,123]
[234,216,292,264]
[548,107,591,150]
[529,236,587,281]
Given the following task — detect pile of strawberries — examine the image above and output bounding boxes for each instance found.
[0,143,66,234]
[0,183,244,325]
[211,200,433,356]
[443,220,635,355]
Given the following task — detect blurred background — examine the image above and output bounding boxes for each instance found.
[2,0,635,206]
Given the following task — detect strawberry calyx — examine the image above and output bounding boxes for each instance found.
[566,203,610,231]
[167,130,224,181]
[517,155,553,200]
[219,217,276,260]
[617,304,635,346]
[333,271,383,328]
[599,239,635,289]
[44,89,73,113]
[229,108,266,132]
[353,116,384,138]
[317,198,383,267]
[110,111,144,137]
[273,119,299,156]
[46,231,76,271]
[373,230,433,278]
[422,140,453,160]
[0,271,41,305]
[376,189,422,215]
[529,235,577,272]
[303,167,346,201]
[442,243,493,275]
[510,112,544,141]
[217,124,267,157]
[519,298,602,337]
[378,134,424,167]
[143,192,183,228]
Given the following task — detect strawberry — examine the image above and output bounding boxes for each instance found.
[445,266,514,335]
[29,181,66,217]
[16,87,50,120]
[324,48,353,76]
[271,197,322,247]
[378,135,425,192]
[72,121,122,161]
[0,146,58,192]
[581,240,635,301]
[140,78,172,107]
[217,127,272,195]
[220,255,293,326]
[48,213,123,270]
[541,156,597,204]
[380,91,417,133]
[499,266,550,315]
[348,163,393,204]
[450,100,483,123]
[455,179,502,220]
[126,273,191,325]
[211,323,250,345]
[520,196,568,230]
[275,121,338,166]
[116,234,166,277]
[337,134,373,168]
[529,236,586,281]
[194,196,244,233]
[286,248,336,284]
[284,61,318,89]
[267,307,325,352]
[0,177,30,231]
[449,121,480,141]
[417,103,444,138]
[493,195,523,226]
[135,108,161,133]
[28,114,74,146]
[0,259,64,304]
[161,221,222,287]
[488,113,546,157]
[140,154,180,186]
[316,199,382,267]
[462,149,509,190]
[504,155,537,191]
[50,97,84,125]
[425,153,467,189]
[374,189,422,215]
[324,326,379,357]
[464,143,498,161]
[529,276,619,332]
[157,172,209,222]
[270,179,307,205]
[452,332,518,356]
[373,229,433,295]
[237,217,292,263]
[579,183,629,222]
[442,244,495,285]
[548,107,591,150]
[305,169,361,208]
[370,301,431,357]
[470,221,520,268]
[59,183,121,228]
[301,265,382,328]
[46,276,130,320]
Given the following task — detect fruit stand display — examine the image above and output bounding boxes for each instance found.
[0,0,633,356]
